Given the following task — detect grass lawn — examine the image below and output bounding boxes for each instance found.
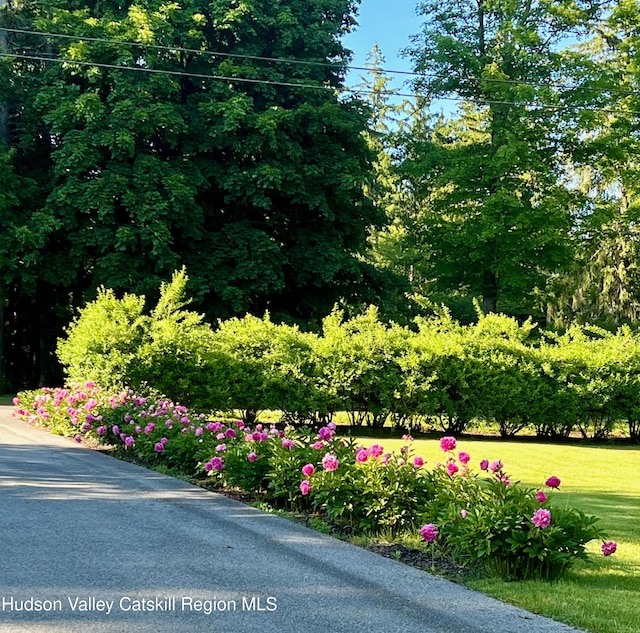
[353,435,640,633]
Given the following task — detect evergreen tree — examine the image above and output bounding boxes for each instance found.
[399,0,601,315]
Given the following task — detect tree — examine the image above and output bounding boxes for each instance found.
[1,0,384,387]
[399,0,601,315]
[546,0,640,326]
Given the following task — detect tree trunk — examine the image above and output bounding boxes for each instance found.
[482,270,498,313]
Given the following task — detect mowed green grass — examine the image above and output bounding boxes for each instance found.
[354,435,640,633]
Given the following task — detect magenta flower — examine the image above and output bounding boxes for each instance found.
[440,436,457,452]
[458,451,471,464]
[260,432,269,442]
[144,423,155,435]
[446,462,459,476]
[209,457,225,471]
[356,449,369,463]
[112,425,120,435]
[318,426,334,441]
[215,443,226,452]
[312,441,325,450]
[301,464,315,477]
[489,460,503,472]
[601,541,617,557]
[531,508,552,529]
[96,425,107,436]
[368,444,384,458]
[247,452,258,462]
[124,436,134,447]
[420,523,439,543]
[545,475,561,489]
[282,438,296,450]
[461,509,468,519]
[160,437,168,445]
[413,456,424,468]
[154,442,164,452]
[74,435,82,443]
[536,491,548,503]
[225,428,237,439]
[299,480,311,496]
[321,453,339,472]
[480,459,489,471]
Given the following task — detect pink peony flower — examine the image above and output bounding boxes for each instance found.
[299,480,311,496]
[124,436,134,447]
[96,425,107,436]
[215,444,226,452]
[413,456,424,468]
[480,459,489,471]
[601,541,617,557]
[318,426,334,441]
[112,425,120,436]
[356,449,369,463]
[531,508,552,529]
[312,441,325,450]
[458,451,471,464]
[368,444,384,458]
[536,491,548,503]
[225,428,237,439]
[247,452,258,463]
[301,464,315,477]
[281,438,296,450]
[74,435,82,443]
[420,523,439,543]
[489,460,503,472]
[321,453,339,472]
[154,442,164,452]
[461,509,468,518]
[440,436,457,452]
[209,457,225,471]
[545,475,561,489]
[446,462,459,476]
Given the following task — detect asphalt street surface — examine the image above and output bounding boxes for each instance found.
[0,406,584,633]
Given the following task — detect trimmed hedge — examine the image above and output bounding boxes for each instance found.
[57,274,640,440]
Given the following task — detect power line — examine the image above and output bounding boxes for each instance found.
[3,26,637,98]
[1,50,638,117]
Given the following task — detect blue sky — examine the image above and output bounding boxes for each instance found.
[342,0,424,94]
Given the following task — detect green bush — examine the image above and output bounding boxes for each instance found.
[57,269,221,411]
[422,439,605,580]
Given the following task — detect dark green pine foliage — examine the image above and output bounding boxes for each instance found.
[400,0,601,315]
[23,0,380,322]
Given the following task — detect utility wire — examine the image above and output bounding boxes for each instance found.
[1,50,638,117]
[2,26,637,98]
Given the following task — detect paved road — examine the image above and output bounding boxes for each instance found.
[0,407,583,633]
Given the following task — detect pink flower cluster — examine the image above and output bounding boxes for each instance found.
[420,523,439,543]
[531,508,552,529]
